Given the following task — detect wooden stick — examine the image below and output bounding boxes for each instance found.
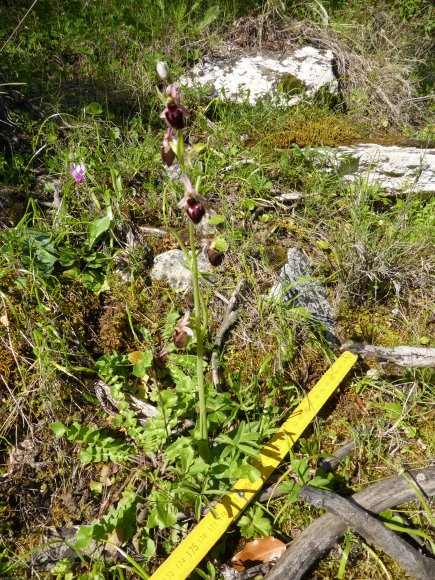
[265,466,435,580]
[298,486,434,580]
[341,342,435,367]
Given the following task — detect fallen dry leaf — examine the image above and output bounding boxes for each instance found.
[231,536,286,571]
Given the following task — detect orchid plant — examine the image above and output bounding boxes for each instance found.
[156,61,225,450]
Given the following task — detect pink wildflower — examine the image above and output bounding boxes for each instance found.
[70,162,86,184]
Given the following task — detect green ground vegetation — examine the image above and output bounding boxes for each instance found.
[0,0,434,578]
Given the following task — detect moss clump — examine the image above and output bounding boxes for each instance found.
[269,115,360,148]
[277,73,307,95]
[336,303,408,347]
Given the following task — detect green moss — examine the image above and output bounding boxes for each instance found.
[337,304,408,347]
[269,114,360,148]
[277,73,307,95]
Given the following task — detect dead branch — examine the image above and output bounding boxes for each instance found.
[211,279,246,392]
[298,486,434,580]
[317,439,357,473]
[94,380,157,421]
[341,342,435,367]
[265,465,435,580]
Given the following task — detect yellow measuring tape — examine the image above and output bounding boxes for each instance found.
[150,351,357,580]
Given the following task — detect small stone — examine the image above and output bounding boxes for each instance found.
[151,249,212,292]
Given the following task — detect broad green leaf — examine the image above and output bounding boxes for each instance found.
[243,198,256,211]
[147,503,177,530]
[128,350,153,378]
[81,270,110,294]
[316,240,330,250]
[50,421,66,438]
[214,237,228,252]
[74,525,95,550]
[383,402,403,420]
[209,214,225,225]
[239,464,262,482]
[87,216,111,248]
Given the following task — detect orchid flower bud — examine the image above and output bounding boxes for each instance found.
[156,61,170,81]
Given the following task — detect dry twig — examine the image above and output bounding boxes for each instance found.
[265,466,435,580]
[298,486,434,580]
[342,342,435,367]
[211,279,246,391]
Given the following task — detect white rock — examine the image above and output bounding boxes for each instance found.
[317,144,435,195]
[151,249,212,292]
[181,44,338,105]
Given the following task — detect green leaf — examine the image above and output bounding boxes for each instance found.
[190,142,207,153]
[238,506,272,539]
[89,481,103,494]
[81,269,110,294]
[74,525,95,550]
[239,464,262,482]
[128,350,153,378]
[209,214,225,225]
[85,102,103,115]
[243,198,256,211]
[214,237,228,252]
[383,402,403,420]
[316,240,330,251]
[419,336,430,345]
[50,421,67,438]
[58,246,79,268]
[147,502,178,530]
[87,216,111,248]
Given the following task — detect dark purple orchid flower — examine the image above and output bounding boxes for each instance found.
[202,238,224,267]
[161,127,176,166]
[172,310,194,348]
[160,85,188,130]
[70,162,86,184]
[178,175,206,224]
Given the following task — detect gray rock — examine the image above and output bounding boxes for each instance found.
[30,527,109,571]
[270,248,337,345]
[181,44,338,106]
[317,144,435,195]
[151,249,212,292]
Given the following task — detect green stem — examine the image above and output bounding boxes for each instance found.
[189,220,208,445]
[199,282,209,333]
